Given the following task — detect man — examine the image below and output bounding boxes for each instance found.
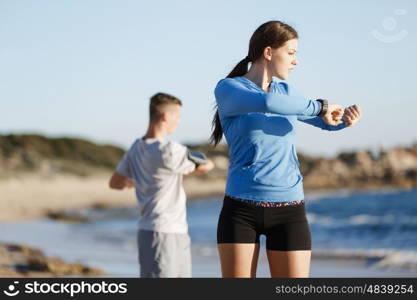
[109,92,214,277]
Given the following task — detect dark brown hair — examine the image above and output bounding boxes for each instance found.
[149,92,182,122]
[209,21,298,146]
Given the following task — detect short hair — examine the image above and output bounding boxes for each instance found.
[149,92,182,122]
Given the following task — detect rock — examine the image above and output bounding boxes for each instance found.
[1,134,417,190]
[0,243,105,277]
[381,148,417,172]
[46,211,90,223]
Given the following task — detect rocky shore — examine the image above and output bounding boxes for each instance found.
[1,134,417,222]
[299,145,417,190]
[0,243,104,277]
[1,134,416,278]
[188,142,417,190]
[1,134,416,191]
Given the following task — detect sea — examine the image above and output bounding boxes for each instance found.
[1,188,417,277]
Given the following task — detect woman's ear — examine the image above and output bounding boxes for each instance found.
[263,46,272,61]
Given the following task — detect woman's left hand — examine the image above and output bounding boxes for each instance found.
[342,104,362,127]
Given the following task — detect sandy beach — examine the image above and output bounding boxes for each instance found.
[1,175,417,278]
[0,174,226,277]
[1,218,416,278]
[0,174,226,222]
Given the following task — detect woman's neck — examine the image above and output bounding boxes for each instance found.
[243,63,272,92]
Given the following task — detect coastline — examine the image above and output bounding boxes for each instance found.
[0,243,104,278]
[0,174,407,223]
[0,174,224,222]
[1,174,416,278]
[1,183,416,278]
[1,234,416,278]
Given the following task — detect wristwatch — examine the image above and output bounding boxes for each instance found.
[317,99,328,117]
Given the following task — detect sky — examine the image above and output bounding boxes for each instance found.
[1,0,416,157]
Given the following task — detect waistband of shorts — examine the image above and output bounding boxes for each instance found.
[225,194,304,208]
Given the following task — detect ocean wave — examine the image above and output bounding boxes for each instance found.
[193,245,217,257]
[348,214,396,225]
[304,189,353,202]
[304,187,408,202]
[313,248,417,271]
[306,213,334,225]
[192,244,417,272]
[307,213,417,226]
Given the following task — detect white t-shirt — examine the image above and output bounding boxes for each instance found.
[116,137,196,234]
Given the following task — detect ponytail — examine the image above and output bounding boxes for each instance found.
[210,57,250,146]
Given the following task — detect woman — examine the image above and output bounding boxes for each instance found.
[211,20,361,278]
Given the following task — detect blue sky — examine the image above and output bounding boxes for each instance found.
[1,0,416,157]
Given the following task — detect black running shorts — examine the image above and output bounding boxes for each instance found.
[217,195,312,251]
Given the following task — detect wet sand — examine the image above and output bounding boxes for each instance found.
[1,217,416,278]
[1,175,416,278]
[0,174,225,222]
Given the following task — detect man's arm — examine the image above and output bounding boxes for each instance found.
[109,152,134,190]
[109,172,135,190]
[189,159,215,175]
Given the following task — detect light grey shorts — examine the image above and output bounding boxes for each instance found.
[137,229,192,278]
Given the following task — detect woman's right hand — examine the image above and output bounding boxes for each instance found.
[322,104,344,126]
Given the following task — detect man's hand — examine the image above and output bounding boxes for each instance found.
[342,104,362,127]
[190,159,215,175]
[109,172,134,190]
[125,179,135,188]
[322,103,344,126]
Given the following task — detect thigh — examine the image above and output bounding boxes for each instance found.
[263,204,312,278]
[217,196,261,278]
[266,220,312,251]
[217,196,260,244]
[266,250,311,278]
[138,230,182,278]
[264,204,312,251]
[217,243,260,278]
[138,229,161,278]
[177,234,192,278]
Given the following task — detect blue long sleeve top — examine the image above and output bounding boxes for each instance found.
[215,76,347,202]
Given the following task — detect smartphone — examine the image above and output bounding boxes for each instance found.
[187,149,208,165]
